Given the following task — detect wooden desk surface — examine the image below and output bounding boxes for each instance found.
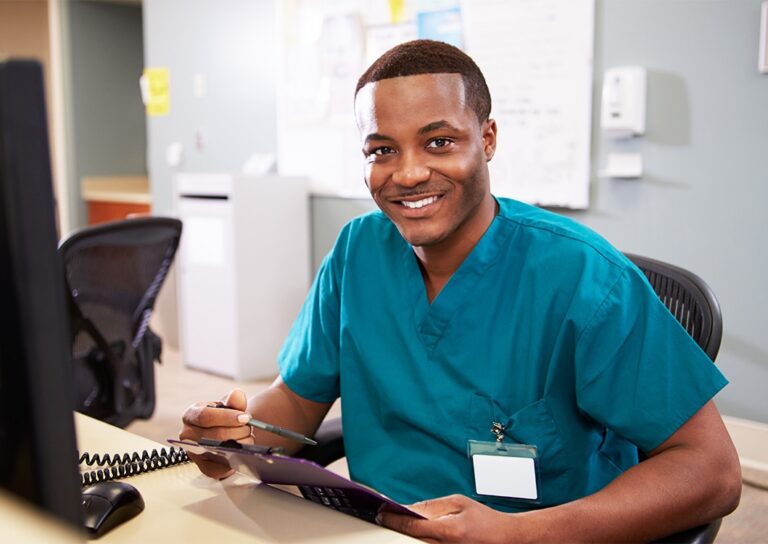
[75,414,416,543]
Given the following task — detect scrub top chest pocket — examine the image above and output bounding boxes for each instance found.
[467,394,567,508]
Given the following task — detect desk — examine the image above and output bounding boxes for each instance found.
[76,414,416,543]
[81,176,151,225]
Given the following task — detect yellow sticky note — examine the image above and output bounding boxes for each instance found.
[143,67,170,117]
[389,0,406,23]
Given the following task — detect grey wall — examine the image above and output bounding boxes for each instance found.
[66,0,146,228]
[309,1,768,423]
[143,0,277,215]
[140,0,767,423]
[567,0,768,423]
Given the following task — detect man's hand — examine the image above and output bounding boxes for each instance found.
[180,388,254,479]
[378,495,523,544]
[179,379,334,480]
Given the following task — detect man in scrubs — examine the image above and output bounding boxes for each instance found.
[181,40,741,542]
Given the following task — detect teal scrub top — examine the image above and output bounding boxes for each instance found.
[279,197,727,511]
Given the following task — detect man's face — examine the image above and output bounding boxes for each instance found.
[354,73,496,248]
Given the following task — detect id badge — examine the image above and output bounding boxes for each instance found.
[468,422,540,503]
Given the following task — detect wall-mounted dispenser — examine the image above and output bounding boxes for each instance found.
[601,66,647,139]
[599,66,647,179]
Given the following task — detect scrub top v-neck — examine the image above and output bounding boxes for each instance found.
[279,197,727,511]
[403,211,512,357]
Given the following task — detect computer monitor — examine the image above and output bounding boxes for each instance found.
[0,59,83,527]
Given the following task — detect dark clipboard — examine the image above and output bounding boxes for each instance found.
[168,439,425,524]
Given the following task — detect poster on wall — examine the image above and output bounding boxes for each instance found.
[277,0,595,208]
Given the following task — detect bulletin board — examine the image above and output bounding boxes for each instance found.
[276,0,595,209]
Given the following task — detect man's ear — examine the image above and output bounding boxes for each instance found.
[482,119,497,162]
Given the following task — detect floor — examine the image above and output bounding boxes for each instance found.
[126,347,768,543]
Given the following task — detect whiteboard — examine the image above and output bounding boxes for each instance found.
[462,0,595,209]
[276,0,595,209]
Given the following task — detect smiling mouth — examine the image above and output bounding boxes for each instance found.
[399,195,440,209]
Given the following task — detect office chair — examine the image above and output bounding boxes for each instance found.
[59,217,182,428]
[295,253,725,544]
[624,253,722,361]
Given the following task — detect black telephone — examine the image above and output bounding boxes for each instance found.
[79,447,190,486]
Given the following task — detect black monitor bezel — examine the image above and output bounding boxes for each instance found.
[0,59,83,527]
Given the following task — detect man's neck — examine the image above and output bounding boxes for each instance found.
[414,196,498,303]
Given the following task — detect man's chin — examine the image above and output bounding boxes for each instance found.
[398,227,445,248]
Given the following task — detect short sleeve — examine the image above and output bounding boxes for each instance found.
[278,250,342,403]
[574,266,727,453]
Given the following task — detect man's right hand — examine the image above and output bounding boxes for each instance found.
[180,388,254,479]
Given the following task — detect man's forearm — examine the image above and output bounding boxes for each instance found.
[246,378,332,455]
[513,450,730,542]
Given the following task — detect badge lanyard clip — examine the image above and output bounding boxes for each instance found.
[491,421,506,447]
[467,420,540,503]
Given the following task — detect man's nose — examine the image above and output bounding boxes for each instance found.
[392,152,430,187]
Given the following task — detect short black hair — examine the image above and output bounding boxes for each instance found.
[355,39,492,123]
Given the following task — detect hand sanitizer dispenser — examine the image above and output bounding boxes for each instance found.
[601,67,646,139]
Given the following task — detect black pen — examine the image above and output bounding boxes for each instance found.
[211,403,317,446]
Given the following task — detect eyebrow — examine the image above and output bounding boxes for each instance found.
[417,120,460,135]
[364,120,461,144]
[364,132,395,144]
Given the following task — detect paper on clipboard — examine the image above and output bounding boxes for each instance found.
[169,439,424,523]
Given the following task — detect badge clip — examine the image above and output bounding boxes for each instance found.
[467,420,540,503]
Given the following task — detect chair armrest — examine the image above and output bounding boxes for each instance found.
[294,417,344,467]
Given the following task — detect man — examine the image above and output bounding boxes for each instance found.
[181,40,740,542]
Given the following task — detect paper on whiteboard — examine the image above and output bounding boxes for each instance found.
[462,0,595,209]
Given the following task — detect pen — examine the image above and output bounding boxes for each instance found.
[209,403,317,446]
[245,418,318,446]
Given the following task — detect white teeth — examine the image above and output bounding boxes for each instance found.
[401,196,438,209]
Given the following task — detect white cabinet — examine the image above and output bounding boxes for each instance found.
[175,174,309,380]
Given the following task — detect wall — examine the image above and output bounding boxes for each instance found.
[0,0,57,214]
[140,0,767,423]
[0,1,51,119]
[142,0,278,216]
[308,0,768,423]
[64,0,146,230]
[142,0,278,347]
[566,0,768,423]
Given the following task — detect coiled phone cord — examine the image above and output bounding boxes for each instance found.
[78,447,190,486]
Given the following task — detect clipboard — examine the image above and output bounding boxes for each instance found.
[168,439,425,524]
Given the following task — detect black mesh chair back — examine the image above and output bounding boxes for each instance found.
[59,217,182,428]
[625,253,722,361]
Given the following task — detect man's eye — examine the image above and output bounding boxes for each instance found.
[371,146,395,156]
[427,138,452,149]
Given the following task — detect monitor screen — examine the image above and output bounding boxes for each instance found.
[0,59,83,527]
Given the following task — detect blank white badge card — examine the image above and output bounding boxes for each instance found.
[472,454,538,500]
